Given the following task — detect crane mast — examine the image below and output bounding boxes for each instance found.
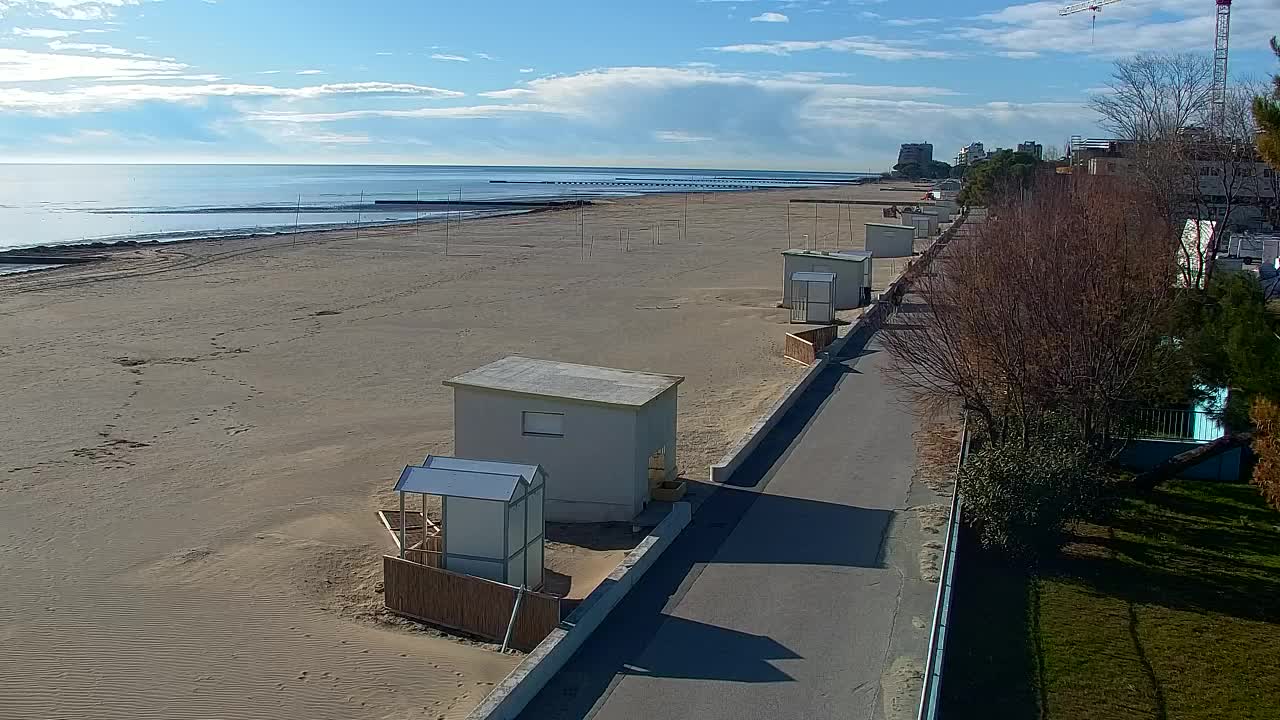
[1211,0,1232,131]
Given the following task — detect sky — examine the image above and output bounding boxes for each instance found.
[0,0,1277,170]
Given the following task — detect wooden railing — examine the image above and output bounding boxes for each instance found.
[382,556,561,652]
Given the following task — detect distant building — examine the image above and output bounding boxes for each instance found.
[897,142,933,168]
[1083,152,1278,232]
[955,142,985,166]
[1017,140,1043,160]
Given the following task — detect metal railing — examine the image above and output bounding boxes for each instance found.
[917,418,970,720]
[1134,408,1225,443]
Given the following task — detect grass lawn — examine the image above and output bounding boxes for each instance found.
[941,480,1280,720]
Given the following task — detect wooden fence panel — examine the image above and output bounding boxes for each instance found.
[784,333,815,364]
[784,325,838,364]
[382,556,560,651]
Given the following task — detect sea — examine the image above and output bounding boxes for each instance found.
[0,164,873,258]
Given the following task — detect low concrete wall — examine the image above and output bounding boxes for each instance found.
[466,501,693,720]
[1116,439,1243,482]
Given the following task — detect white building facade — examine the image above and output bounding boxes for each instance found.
[446,357,682,523]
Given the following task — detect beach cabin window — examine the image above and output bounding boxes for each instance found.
[522,411,564,437]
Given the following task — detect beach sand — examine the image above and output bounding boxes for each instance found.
[0,181,929,720]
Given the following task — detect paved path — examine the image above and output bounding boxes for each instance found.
[517,315,948,720]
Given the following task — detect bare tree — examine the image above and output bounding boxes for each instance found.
[884,175,1178,450]
[1089,53,1214,142]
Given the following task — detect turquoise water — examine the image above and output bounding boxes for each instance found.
[0,164,871,251]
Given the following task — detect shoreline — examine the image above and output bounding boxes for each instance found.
[0,177,890,261]
[0,181,910,274]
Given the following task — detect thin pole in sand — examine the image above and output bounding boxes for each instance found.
[415,189,421,242]
[445,194,451,257]
[813,203,818,251]
[683,192,689,241]
[355,190,365,241]
[786,202,792,249]
[293,194,301,245]
[580,203,585,261]
[618,228,623,253]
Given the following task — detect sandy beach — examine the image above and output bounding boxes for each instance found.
[0,181,929,720]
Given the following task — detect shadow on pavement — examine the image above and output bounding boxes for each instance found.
[619,615,802,683]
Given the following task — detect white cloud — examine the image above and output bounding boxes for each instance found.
[0,46,184,82]
[0,81,465,114]
[46,39,165,59]
[273,66,957,133]
[960,0,1280,57]
[430,53,469,62]
[519,67,535,73]
[296,69,324,75]
[714,35,956,60]
[257,69,279,74]
[474,52,495,60]
[12,27,77,37]
[95,72,223,81]
[270,129,371,145]
[375,51,392,56]
[750,12,788,23]
[43,127,117,143]
[15,0,150,21]
[248,103,557,123]
[884,17,940,27]
[654,130,712,142]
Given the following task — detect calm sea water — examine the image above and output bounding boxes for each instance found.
[0,164,871,252]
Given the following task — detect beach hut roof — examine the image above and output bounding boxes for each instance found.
[444,356,683,408]
[395,456,541,501]
[781,249,872,262]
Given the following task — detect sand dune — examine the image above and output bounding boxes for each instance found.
[0,182,928,719]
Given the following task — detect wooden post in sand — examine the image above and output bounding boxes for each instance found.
[415,190,421,242]
[293,194,301,245]
[355,190,364,241]
[786,202,792,249]
[683,192,689,242]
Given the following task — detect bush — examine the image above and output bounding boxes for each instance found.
[1251,397,1280,511]
[960,432,1105,561]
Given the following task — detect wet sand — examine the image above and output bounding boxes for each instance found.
[0,181,929,720]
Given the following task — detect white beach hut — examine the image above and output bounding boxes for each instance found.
[445,357,683,523]
[394,455,546,589]
[900,212,935,238]
[864,223,915,258]
[780,249,872,310]
[788,271,837,324]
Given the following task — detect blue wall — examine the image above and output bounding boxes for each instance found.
[1116,439,1243,482]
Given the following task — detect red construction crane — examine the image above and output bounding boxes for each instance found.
[1059,0,1123,45]
[1211,0,1232,130]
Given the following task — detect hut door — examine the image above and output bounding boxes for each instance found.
[806,278,832,323]
[790,279,807,323]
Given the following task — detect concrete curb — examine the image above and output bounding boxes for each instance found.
[466,501,693,720]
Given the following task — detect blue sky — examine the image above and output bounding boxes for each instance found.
[0,0,1277,170]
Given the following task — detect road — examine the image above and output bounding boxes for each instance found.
[516,314,948,720]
